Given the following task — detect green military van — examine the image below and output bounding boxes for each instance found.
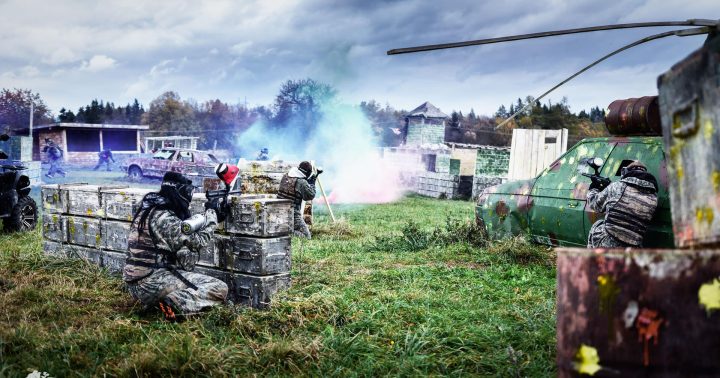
[475,136,673,247]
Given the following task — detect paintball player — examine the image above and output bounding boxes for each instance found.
[93,148,115,171]
[42,138,66,178]
[278,161,319,239]
[256,147,269,161]
[123,172,229,321]
[586,160,658,248]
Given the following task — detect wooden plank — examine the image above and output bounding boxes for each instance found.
[557,247,720,376]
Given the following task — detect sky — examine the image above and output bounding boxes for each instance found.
[0,0,716,117]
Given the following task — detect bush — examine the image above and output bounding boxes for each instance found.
[370,218,486,252]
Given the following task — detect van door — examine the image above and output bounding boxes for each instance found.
[583,140,673,247]
[529,140,616,246]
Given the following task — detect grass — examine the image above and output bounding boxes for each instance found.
[0,194,556,377]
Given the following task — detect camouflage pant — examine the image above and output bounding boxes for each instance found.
[293,207,311,239]
[587,220,629,248]
[93,158,112,171]
[126,268,228,314]
[47,160,66,177]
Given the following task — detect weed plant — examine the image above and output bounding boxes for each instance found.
[0,196,556,377]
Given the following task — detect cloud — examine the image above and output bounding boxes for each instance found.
[43,47,78,65]
[79,55,117,72]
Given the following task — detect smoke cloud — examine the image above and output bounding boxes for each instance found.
[234,99,405,204]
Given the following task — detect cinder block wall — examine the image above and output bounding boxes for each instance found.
[406,121,445,146]
[475,147,510,177]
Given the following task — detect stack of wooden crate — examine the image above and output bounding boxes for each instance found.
[41,183,293,309]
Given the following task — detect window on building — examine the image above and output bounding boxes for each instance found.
[66,129,100,152]
[422,154,436,172]
[103,130,137,151]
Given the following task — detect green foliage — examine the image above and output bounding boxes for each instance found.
[0,88,53,130]
[1,192,556,376]
[71,98,144,124]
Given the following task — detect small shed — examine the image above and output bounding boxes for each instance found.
[30,123,149,163]
[144,136,199,152]
[403,101,449,147]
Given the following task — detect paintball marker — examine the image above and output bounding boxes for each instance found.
[180,163,242,234]
[580,157,611,191]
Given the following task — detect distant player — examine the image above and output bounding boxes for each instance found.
[42,138,66,178]
[93,148,116,171]
[277,161,320,239]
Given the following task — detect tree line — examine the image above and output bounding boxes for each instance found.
[0,83,609,149]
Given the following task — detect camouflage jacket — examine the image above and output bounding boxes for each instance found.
[587,175,658,246]
[123,208,217,282]
[278,167,316,209]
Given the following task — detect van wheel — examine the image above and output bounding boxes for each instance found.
[128,166,143,180]
[3,196,37,232]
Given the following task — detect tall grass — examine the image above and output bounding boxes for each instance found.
[0,195,556,377]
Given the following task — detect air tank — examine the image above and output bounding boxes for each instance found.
[605,96,661,136]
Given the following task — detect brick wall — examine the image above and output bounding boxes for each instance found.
[475,147,510,177]
[413,171,459,199]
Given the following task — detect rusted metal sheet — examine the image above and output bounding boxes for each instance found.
[66,184,127,218]
[42,213,66,243]
[659,33,720,248]
[225,194,293,237]
[606,96,662,136]
[195,265,291,309]
[556,248,720,377]
[199,235,291,275]
[102,187,152,222]
[66,215,102,249]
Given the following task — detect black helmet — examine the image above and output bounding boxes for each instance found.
[298,161,313,178]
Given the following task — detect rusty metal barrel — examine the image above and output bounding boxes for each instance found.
[605,96,661,136]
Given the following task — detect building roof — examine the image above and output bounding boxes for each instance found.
[31,122,149,131]
[145,136,199,140]
[447,142,510,151]
[406,101,449,119]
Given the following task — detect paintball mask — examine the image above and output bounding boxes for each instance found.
[161,172,195,204]
[621,161,647,177]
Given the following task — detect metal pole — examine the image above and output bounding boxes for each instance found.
[316,177,336,223]
[29,102,33,137]
[387,19,718,55]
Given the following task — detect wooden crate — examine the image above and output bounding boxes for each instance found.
[66,184,128,218]
[43,241,103,266]
[42,213,66,243]
[195,266,291,309]
[199,235,291,275]
[41,183,88,214]
[66,215,102,249]
[102,187,152,222]
[557,247,720,376]
[659,33,720,248]
[225,194,293,237]
[101,219,132,252]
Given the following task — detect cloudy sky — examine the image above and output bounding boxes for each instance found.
[0,0,716,117]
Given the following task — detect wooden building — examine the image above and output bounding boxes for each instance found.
[30,123,149,163]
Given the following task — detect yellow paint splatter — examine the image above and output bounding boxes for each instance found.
[699,278,720,314]
[677,166,684,179]
[574,344,601,376]
[713,171,720,192]
[704,120,714,141]
[696,207,714,225]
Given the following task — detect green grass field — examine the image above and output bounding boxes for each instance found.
[0,195,556,377]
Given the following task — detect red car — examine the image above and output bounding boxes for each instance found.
[123,148,221,180]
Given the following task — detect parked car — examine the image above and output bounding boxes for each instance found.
[123,148,221,180]
[475,136,673,247]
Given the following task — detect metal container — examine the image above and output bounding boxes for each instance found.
[195,265,291,309]
[605,96,661,136]
[199,234,291,275]
[659,33,720,248]
[557,248,720,377]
